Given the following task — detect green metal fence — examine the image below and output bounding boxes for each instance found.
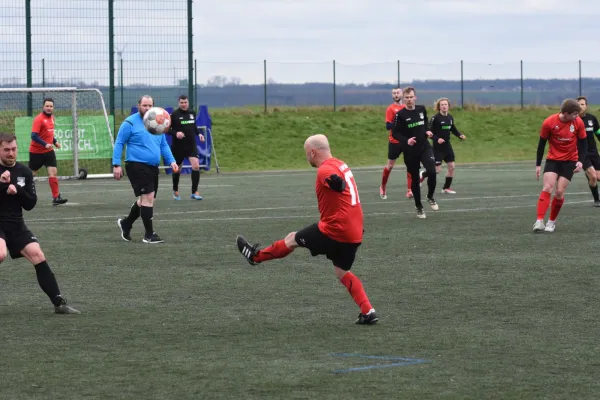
[1,0,194,117]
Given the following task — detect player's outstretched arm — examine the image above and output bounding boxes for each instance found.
[17,169,37,211]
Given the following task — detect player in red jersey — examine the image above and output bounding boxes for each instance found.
[380,87,413,199]
[29,98,67,205]
[236,134,378,325]
[534,99,587,233]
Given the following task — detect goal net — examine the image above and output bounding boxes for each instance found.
[0,87,114,179]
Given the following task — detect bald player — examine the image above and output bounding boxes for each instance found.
[236,134,378,325]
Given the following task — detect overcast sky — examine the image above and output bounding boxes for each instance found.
[2,0,600,85]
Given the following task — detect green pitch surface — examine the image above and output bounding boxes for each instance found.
[1,164,600,399]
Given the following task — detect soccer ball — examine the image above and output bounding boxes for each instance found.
[143,107,171,134]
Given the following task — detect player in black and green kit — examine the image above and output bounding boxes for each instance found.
[168,95,206,201]
[391,87,439,218]
[426,97,467,194]
[577,96,600,206]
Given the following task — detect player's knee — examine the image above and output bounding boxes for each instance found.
[22,244,45,265]
[447,164,455,173]
[284,232,299,248]
[0,247,6,264]
[140,195,154,207]
[386,160,395,170]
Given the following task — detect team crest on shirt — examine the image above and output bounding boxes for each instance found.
[419,113,424,119]
[589,120,594,126]
[570,124,575,132]
[190,114,194,119]
[16,177,25,187]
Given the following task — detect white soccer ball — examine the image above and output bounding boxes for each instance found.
[143,107,171,134]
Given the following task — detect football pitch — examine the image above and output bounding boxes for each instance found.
[1,162,599,399]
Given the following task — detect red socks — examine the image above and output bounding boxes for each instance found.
[254,239,294,263]
[340,272,373,314]
[381,166,391,188]
[536,191,551,220]
[549,196,564,221]
[48,177,59,198]
[407,172,412,191]
[537,191,565,221]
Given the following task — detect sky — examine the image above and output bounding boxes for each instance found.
[1,0,600,85]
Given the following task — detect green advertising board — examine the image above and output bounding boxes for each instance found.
[15,116,114,161]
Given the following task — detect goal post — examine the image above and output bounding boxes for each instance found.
[0,87,115,180]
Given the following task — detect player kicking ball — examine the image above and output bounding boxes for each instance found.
[236,134,378,325]
[534,99,587,233]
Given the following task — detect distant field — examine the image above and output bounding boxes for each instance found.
[4,105,599,173]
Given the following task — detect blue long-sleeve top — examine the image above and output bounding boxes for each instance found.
[112,112,175,167]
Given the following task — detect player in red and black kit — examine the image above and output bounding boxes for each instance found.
[534,99,587,233]
[0,133,79,314]
[576,96,600,206]
[236,134,378,325]
[29,98,67,205]
[380,87,413,199]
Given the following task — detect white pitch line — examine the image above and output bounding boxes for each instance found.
[24,191,592,222]
[27,200,594,225]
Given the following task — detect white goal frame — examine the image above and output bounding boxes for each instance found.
[0,87,114,180]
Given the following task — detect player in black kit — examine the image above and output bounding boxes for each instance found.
[391,87,439,218]
[577,96,600,206]
[0,133,79,314]
[168,95,206,201]
[427,97,467,194]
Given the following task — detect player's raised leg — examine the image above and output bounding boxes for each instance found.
[19,242,80,314]
[236,232,297,265]
[189,156,203,200]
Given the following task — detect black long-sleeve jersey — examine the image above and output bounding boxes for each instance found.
[168,108,199,150]
[391,105,430,151]
[429,112,462,143]
[0,162,37,223]
[581,113,600,153]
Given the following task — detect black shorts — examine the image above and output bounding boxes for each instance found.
[0,221,38,259]
[404,144,436,175]
[28,151,57,171]
[543,159,576,181]
[125,162,159,197]
[171,143,199,166]
[388,142,403,160]
[434,144,455,165]
[583,152,600,170]
[294,223,361,271]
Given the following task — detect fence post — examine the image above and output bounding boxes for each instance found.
[42,58,45,88]
[108,0,115,118]
[520,60,524,110]
[263,60,267,113]
[26,0,33,116]
[460,60,464,108]
[194,59,198,109]
[397,60,400,88]
[187,0,194,109]
[579,60,582,97]
[120,58,124,115]
[333,60,336,111]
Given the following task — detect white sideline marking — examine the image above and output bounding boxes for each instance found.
[26,191,592,222]
[27,200,593,225]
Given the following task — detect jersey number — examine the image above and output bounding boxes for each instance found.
[344,171,360,206]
